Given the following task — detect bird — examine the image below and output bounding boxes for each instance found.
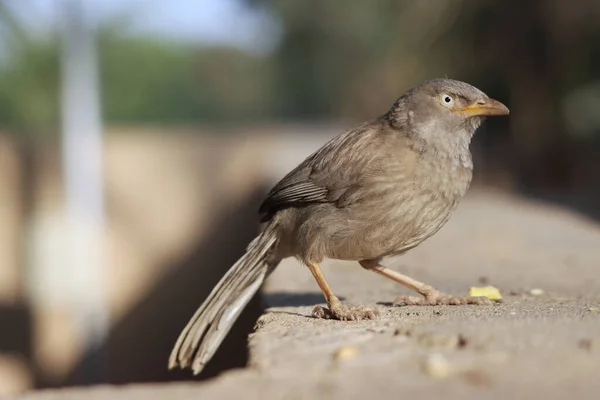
[168,78,509,374]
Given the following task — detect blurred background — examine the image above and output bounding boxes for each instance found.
[0,0,600,395]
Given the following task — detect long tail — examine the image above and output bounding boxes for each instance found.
[168,224,278,374]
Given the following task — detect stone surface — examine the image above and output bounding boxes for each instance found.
[12,190,600,399]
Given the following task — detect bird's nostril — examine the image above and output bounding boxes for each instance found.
[476,100,486,105]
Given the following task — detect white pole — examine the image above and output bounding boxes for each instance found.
[59,0,108,380]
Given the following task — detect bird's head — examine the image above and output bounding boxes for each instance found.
[388,79,509,153]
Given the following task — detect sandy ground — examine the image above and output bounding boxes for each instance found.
[13,190,600,399]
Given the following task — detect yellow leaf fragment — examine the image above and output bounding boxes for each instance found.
[468,286,503,301]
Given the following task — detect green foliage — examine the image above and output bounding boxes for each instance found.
[0,20,274,137]
[100,33,273,124]
[100,34,196,123]
[0,27,60,136]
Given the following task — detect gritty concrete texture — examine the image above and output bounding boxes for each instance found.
[12,190,600,399]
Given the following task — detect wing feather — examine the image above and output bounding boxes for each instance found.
[259,117,392,217]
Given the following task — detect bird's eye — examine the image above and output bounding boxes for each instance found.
[441,94,454,107]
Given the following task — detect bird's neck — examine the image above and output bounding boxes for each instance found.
[385,106,480,170]
[408,122,475,170]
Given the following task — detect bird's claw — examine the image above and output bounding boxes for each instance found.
[312,301,378,321]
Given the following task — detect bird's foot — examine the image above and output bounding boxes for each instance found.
[312,299,378,321]
[394,288,493,306]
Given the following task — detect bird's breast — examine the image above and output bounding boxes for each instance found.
[355,152,473,257]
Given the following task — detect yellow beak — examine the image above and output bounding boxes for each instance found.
[455,98,510,117]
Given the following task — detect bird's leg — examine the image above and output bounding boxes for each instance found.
[307,263,378,320]
[359,259,492,306]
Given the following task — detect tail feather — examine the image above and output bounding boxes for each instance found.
[168,225,278,374]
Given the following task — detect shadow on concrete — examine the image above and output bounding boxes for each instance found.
[263,292,345,308]
[55,184,270,388]
[0,304,33,373]
[0,304,32,357]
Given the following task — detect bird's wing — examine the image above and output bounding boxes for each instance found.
[259,118,390,216]
[258,156,336,216]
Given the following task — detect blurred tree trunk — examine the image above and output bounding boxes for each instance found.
[16,137,37,265]
[13,136,37,385]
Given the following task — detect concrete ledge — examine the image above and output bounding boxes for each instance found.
[14,190,600,399]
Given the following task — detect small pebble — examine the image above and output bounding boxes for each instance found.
[333,346,358,361]
[578,338,599,352]
[588,307,599,312]
[422,353,451,379]
[529,288,544,296]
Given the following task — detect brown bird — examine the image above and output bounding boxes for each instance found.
[169,78,509,374]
